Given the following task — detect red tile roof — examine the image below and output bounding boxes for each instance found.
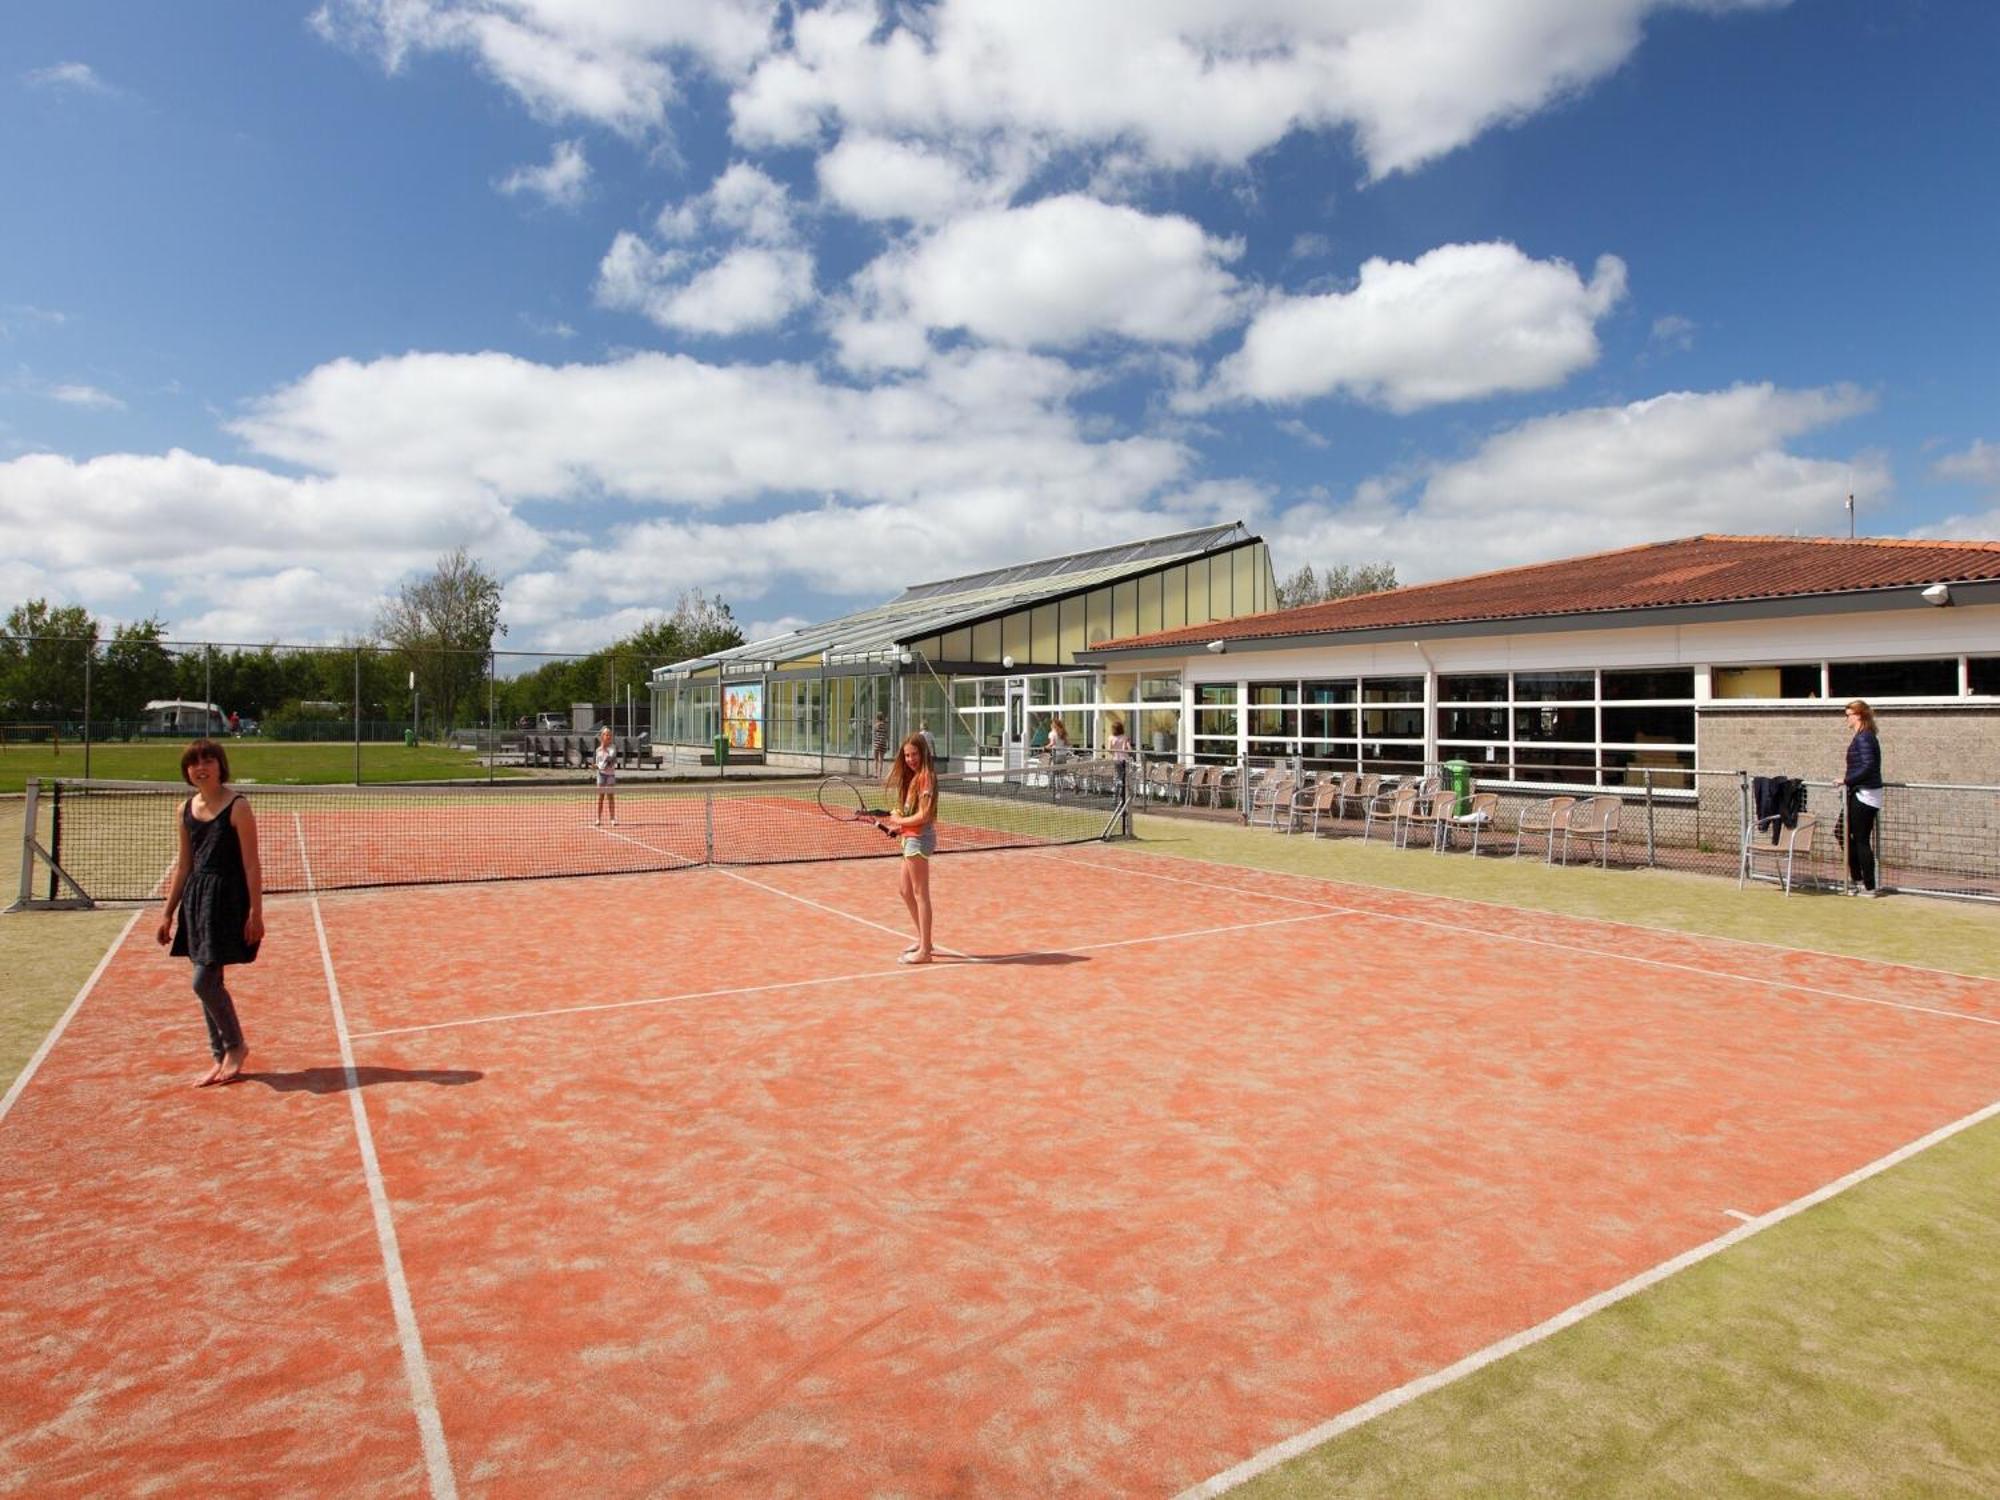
[1094,534,2000,652]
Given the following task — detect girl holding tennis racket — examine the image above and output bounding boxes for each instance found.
[885,732,939,964]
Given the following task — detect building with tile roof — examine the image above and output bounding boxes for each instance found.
[1077,534,2000,791]
[652,522,1277,766]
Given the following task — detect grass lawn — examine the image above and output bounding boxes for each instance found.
[0,739,524,792]
[5,803,1997,1495]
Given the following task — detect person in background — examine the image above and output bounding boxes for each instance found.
[870,711,889,778]
[1836,699,1883,896]
[155,738,263,1087]
[593,725,619,826]
[1047,717,1071,760]
[227,710,241,736]
[1104,716,1136,764]
[917,720,936,758]
[885,732,939,964]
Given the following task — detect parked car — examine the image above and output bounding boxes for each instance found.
[535,712,570,731]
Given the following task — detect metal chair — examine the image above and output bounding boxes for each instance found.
[1741,811,1821,894]
[1561,795,1623,867]
[1511,795,1576,862]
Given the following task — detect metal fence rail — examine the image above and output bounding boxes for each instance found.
[1125,750,2000,904]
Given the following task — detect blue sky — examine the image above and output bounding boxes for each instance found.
[4,0,1997,652]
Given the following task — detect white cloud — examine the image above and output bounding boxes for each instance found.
[654,246,815,336]
[0,448,547,637]
[1932,440,2000,488]
[733,1,1785,179]
[853,194,1243,351]
[1650,313,1697,353]
[595,163,815,335]
[24,62,114,94]
[496,137,591,208]
[1208,242,1627,411]
[50,383,126,411]
[312,0,776,135]
[1268,383,1883,581]
[229,347,1186,516]
[816,134,986,224]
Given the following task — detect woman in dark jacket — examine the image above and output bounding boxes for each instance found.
[1836,700,1883,896]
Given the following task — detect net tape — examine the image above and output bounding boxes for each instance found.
[26,767,1130,904]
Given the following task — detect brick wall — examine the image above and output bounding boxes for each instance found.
[1700,704,2000,890]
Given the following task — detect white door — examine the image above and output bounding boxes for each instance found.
[1003,677,1028,771]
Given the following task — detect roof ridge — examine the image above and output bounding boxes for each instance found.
[1698,532,2000,552]
[912,524,1248,592]
[1313,533,1702,601]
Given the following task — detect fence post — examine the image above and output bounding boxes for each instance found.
[82,650,92,780]
[1239,751,1250,826]
[16,779,37,909]
[487,650,496,785]
[1643,769,1656,866]
[353,648,362,786]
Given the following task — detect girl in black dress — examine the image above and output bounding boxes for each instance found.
[155,739,264,1086]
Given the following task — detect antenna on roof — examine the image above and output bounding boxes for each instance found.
[1845,492,1855,540]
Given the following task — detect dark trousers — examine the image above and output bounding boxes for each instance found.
[1845,791,1879,890]
[193,964,245,1060]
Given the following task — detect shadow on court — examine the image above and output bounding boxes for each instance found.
[243,1066,484,1094]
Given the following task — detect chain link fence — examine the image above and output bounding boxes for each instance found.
[0,634,679,785]
[1125,749,2000,903]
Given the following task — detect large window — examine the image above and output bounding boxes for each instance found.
[1436,666,1696,788]
[1827,658,1959,699]
[1193,683,1238,760]
[1972,658,2000,695]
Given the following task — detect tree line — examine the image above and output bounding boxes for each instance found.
[0,550,744,733]
[1274,561,1399,608]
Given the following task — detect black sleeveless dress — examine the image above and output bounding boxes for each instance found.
[170,795,259,967]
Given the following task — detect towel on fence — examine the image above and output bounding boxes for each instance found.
[1751,775,1809,843]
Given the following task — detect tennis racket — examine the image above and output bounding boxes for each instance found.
[816,776,896,837]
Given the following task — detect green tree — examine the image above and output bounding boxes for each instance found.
[1275,561,1399,608]
[375,549,505,733]
[0,600,98,722]
[96,617,175,724]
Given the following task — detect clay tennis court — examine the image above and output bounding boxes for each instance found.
[6,839,2000,1497]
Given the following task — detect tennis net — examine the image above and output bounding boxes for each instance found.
[15,768,1130,906]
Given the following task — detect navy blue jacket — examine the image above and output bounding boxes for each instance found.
[1843,729,1882,790]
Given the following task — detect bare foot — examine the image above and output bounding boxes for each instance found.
[216,1045,249,1084]
[194,1061,223,1089]
[898,950,933,965]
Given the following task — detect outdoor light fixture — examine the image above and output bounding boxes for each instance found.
[1921,583,1953,607]
[1205,639,1227,654]
[898,650,914,664]
[1001,654,1015,669]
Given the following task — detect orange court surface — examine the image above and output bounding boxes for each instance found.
[5,840,2000,1497]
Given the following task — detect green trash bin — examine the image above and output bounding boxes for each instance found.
[1443,758,1472,815]
[404,728,417,748]
[712,733,730,771]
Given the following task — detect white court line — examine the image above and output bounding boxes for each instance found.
[0,908,143,1129]
[298,814,459,1500]
[711,865,979,962]
[1175,1094,2000,1499]
[587,820,701,866]
[351,906,1345,1041]
[1033,848,2000,1031]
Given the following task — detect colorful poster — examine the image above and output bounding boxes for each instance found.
[723,682,763,750]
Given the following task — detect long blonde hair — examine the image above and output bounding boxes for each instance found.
[886,731,935,806]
